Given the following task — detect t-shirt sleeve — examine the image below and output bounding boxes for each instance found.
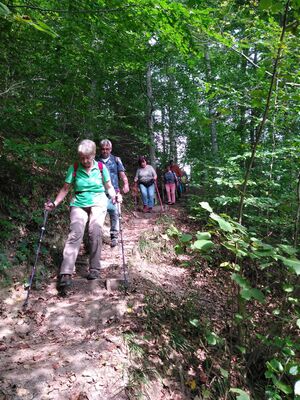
[65,165,75,184]
[151,166,157,179]
[116,157,125,173]
[102,165,110,183]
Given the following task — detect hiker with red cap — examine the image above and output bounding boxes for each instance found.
[169,159,183,178]
[45,139,117,289]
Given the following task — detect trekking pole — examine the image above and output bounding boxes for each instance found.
[134,193,137,211]
[23,210,49,308]
[117,202,129,293]
[154,180,164,212]
[132,183,138,211]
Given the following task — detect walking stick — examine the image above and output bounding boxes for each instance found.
[23,210,49,308]
[154,180,164,212]
[134,193,138,211]
[132,183,138,211]
[117,202,129,293]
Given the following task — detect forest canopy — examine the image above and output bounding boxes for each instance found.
[0,1,300,398]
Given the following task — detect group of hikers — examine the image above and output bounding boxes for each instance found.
[163,160,188,205]
[45,139,187,290]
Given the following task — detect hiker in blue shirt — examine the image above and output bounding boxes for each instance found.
[97,139,129,247]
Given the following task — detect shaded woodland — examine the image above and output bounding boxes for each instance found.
[0,1,300,399]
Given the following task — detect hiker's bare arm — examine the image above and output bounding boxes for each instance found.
[119,171,129,194]
[45,183,70,210]
[104,180,118,202]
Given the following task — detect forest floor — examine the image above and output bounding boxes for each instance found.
[0,196,235,400]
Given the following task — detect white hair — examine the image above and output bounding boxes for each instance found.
[100,139,112,148]
[78,139,96,155]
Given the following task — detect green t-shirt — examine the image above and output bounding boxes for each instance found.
[65,161,110,207]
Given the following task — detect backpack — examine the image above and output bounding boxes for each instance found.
[99,155,122,172]
[72,161,103,178]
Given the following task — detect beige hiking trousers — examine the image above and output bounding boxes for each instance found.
[60,205,107,275]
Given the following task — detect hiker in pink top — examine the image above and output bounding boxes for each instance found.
[164,165,177,205]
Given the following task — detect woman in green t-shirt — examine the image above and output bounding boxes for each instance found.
[45,139,118,289]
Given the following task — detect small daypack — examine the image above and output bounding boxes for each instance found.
[72,161,103,178]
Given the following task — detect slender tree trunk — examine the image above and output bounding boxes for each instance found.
[209,104,218,155]
[249,109,257,149]
[249,50,259,149]
[86,79,97,138]
[238,0,290,224]
[237,48,249,147]
[146,63,156,168]
[265,80,279,234]
[294,172,300,247]
[237,105,247,146]
[161,107,167,157]
[168,105,176,161]
[166,70,177,161]
[204,46,218,156]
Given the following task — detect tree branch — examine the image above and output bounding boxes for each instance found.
[238,0,291,224]
[230,45,300,88]
[8,3,139,14]
[0,81,24,96]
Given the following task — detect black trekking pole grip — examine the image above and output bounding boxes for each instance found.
[23,210,49,308]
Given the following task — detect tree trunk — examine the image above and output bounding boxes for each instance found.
[237,48,249,147]
[294,172,300,247]
[146,64,156,168]
[86,79,97,138]
[161,106,167,157]
[238,0,290,224]
[204,46,218,156]
[249,50,259,150]
[168,105,176,161]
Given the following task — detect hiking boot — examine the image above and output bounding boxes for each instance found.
[111,238,118,248]
[143,205,148,213]
[59,274,72,288]
[147,207,153,213]
[86,270,99,280]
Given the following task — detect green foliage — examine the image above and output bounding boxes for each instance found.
[0,2,10,16]
[0,0,300,397]
[229,388,250,400]
[175,201,300,399]
[0,218,15,241]
[166,223,214,256]
[0,252,12,282]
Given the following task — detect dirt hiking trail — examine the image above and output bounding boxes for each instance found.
[0,202,229,400]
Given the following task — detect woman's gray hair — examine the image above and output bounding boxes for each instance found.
[100,139,112,148]
[78,139,96,155]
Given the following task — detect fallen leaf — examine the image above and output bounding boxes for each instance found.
[0,343,8,351]
[199,371,208,384]
[187,379,197,390]
[16,388,30,396]
[33,355,43,361]
[14,343,30,350]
